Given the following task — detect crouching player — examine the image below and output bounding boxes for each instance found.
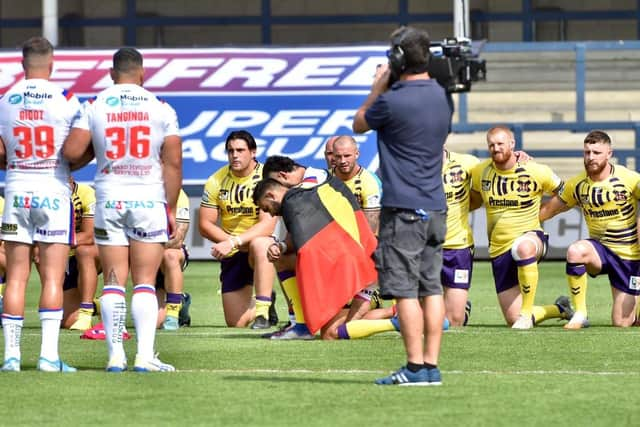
[156,188,192,330]
[62,178,101,330]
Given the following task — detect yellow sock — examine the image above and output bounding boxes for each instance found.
[566,263,588,316]
[166,303,181,319]
[281,276,305,323]
[517,260,538,315]
[532,304,561,324]
[568,273,588,314]
[339,319,396,339]
[0,283,4,296]
[255,298,270,319]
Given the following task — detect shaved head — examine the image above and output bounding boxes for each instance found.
[324,135,339,169]
[333,135,360,180]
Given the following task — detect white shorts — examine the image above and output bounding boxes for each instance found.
[94,199,169,246]
[1,190,74,245]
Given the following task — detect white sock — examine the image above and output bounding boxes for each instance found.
[39,308,63,361]
[131,285,158,361]
[100,286,127,360]
[2,315,23,361]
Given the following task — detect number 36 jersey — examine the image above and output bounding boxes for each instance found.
[72,83,180,201]
[0,78,80,194]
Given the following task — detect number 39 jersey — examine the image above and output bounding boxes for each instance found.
[0,78,80,194]
[72,83,180,201]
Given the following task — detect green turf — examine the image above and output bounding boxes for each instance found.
[1,261,637,426]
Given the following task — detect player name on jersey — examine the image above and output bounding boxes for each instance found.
[106,111,149,122]
[19,109,44,120]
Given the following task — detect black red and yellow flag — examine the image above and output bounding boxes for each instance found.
[281,175,378,334]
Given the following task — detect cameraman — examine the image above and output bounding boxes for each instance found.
[353,25,452,386]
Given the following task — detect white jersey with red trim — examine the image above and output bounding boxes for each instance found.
[72,83,180,201]
[0,78,80,194]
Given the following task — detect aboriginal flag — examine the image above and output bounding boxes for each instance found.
[282,175,378,334]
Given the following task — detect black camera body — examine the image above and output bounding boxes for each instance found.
[427,37,486,93]
[387,36,486,93]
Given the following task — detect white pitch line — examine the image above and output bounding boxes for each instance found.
[173,368,640,376]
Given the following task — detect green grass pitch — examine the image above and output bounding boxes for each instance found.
[1,260,638,426]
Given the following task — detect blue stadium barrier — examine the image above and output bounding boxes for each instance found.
[1,0,639,43]
[455,40,640,167]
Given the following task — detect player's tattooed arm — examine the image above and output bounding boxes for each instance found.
[365,208,380,236]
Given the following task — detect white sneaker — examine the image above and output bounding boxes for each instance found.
[511,314,534,330]
[106,354,128,372]
[133,353,175,372]
[37,357,77,372]
[564,311,590,330]
[1,357,20,372]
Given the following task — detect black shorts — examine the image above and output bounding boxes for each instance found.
[63,255,79,291]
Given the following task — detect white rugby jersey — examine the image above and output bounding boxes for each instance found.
[0,78,79,194]
[72,83,180,201]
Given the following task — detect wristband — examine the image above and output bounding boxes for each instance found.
[230,236,242,250]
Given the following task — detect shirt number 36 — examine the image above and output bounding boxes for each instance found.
[105,125,151,159]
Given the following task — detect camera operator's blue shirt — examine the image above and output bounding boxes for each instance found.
[365,78,452,211]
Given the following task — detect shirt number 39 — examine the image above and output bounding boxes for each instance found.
[105,125,151,159]
[13,125,55,159]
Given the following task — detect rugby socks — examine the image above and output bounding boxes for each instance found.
[532,304,562,323]
[101,286,127,360]
[2,314,23,361]
[336,319,396,339]
[165,292,182,319]
[131,285,158,361]
[516,257,538,316]
[278,271,297,326]
[566,262,588,315]
[0,282,5,296]
[39,308,63,361]
[255,295,271,320]
[280,274,305,323]
[79,302,94,320]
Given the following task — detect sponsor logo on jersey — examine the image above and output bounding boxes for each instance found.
[12,195,61,210]
[94,227,108,239]
[104,200,156,209]
[24,91,52,100]
[1,223,18,234]
[8,94,22,104]
[133,228,166,238]
[106,96,120,106]
[120,94,148,106]
[36,228,67,236]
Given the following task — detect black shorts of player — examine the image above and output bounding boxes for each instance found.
[155,245,190,290]
[219,250,253,293]
[63,255,79,291]
[490,230,548,293]
[375,207,447,299]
